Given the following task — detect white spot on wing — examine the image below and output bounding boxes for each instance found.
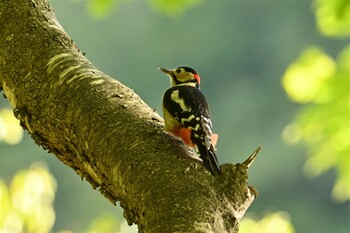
[181,114,195,124]
[171,90,191,111]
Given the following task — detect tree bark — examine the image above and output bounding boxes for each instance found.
[0,0,257,232]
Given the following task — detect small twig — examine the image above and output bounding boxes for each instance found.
[242,145,262,168]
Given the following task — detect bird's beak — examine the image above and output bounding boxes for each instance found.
[158,67,173,76]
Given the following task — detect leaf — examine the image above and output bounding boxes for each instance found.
[0,108,23,145]
[240,212,295,233]
[314,0,350,37]
[148,0,204,17]
[283,45,350,202]
[282,47,335,103]
[86,0,118,19]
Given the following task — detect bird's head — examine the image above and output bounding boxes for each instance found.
[159,66,200,88]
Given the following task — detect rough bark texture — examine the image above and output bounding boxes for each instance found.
[0,1,257,232]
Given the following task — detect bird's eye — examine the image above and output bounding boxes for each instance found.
[176,68,181,73]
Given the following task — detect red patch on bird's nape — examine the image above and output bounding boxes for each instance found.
[193,74,200,85]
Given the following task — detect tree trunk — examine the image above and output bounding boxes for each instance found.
[0,0,257,232]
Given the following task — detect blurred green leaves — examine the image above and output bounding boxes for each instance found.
[314,0,350,37]
[85,213,121,233]
[282,47,335,104]
[282,0,350,202]
[240,212,295,233]
[84,0,205,18]
[0,164,56,233]
[87,0,118,19]
[0,108,23,145]
[85,213,137,233]
[148,0,204,17]
[0,164,129,233]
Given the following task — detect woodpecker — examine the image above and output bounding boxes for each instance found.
[159,66,221,175]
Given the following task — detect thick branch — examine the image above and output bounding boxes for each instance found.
[0,1,257,232]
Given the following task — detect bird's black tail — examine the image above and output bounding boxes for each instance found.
[197,143,221,175]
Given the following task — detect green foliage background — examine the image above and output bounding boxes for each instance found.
[1,0,350,232]
[283,0,350,204]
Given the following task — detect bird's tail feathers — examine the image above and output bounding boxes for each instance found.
[197,144,221,175]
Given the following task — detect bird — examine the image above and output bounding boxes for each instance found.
[159,66,221,175]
